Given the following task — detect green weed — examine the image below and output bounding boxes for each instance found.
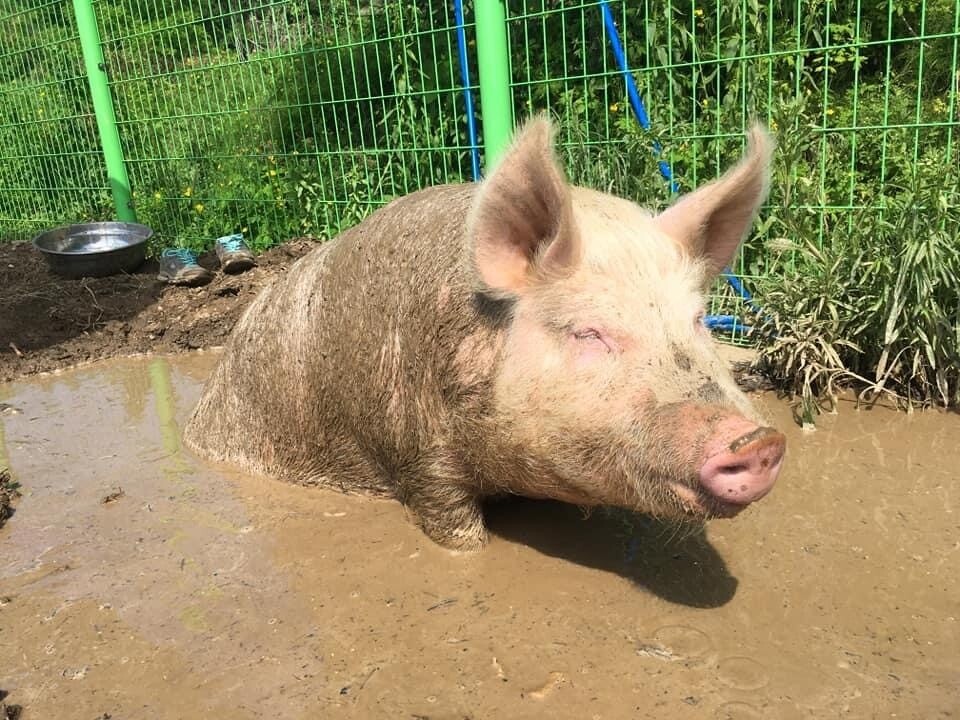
[0,0,957,417]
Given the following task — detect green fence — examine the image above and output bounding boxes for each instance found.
[0,1,114,235]
[1,1,958,299]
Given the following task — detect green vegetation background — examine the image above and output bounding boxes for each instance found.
[0,0,957,411]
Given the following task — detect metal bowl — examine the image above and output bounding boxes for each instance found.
[32,221,154,279]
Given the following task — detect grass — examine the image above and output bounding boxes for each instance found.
[0,0,957,420]
[751,167,960,421]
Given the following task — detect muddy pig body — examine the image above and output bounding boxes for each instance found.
[183,116,786,551]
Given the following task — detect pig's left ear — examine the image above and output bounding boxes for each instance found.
[467,115,582,297]
[654,124,774,278]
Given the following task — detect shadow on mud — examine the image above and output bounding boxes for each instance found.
[485,497,738,608]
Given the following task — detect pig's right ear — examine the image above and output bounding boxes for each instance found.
[467,116,582,297]
[654,124,774,279]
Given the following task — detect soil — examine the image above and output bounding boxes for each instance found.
[0,238,319,383]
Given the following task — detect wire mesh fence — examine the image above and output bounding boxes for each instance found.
[91,0,478,251]
[0,1,113,242]
[505,0,959,332]
[0,1,957,328]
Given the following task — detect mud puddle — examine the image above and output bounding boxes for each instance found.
[0,353,957,719]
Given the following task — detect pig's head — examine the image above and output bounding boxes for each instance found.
[466,116,785,521]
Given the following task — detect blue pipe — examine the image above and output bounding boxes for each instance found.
[600,1,677,193]
[598,1,766,333]
[721,271,763,315]
[454,0,482,181]
[703,315,750,332]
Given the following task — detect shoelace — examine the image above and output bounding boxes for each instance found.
[219,235,245,253]
[162,248,198,264]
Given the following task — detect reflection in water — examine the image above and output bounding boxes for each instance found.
[149,356,179,455]
[119,356,153,425]
[0,354,957,720]
[148,356,191,482]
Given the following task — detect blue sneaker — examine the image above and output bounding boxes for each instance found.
[157,248,213,287]
[215,233,256,274]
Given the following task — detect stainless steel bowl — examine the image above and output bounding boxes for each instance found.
[32,221,154,279]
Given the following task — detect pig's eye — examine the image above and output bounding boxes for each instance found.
[572,328,612,352]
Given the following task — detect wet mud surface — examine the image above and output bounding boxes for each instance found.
[1,353,958,718]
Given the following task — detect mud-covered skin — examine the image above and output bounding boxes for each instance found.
[185,185,510,548]
[184,116,785,551]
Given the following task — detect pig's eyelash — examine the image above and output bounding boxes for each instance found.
[571,327,614,353]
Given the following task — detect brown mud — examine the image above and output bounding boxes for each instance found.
[0,238,318,383]
[0,352,957,719]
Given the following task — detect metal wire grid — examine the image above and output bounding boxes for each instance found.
[90,0,476,251]
[0,1,956,313]
[0,0,112,242]
[504,1,959,339]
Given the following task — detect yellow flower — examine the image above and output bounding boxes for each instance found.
[694,7,704,16]
[241,226,248,233]
[194,203,204,213]
[153,191,162,200]
[825,108,835,116]
[184,186,193,197]
[610,102,620,113]
[268,169,277,177]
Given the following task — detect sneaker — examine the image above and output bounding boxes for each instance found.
[215,233,257,274]
[157,248,213,287]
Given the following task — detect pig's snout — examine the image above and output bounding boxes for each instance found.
[698,419,786,507]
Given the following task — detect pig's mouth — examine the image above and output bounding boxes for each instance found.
[667,481,749,519]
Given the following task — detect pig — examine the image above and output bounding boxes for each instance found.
[183,115,786,552]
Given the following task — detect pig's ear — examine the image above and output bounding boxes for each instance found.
[467,115,581,296]
[654,123,773,277]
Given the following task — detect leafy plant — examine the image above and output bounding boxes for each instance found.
[1,0,958,418]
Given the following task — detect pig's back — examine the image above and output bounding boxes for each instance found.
[184,183,493,491]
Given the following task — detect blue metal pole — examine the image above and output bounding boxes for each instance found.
[453,0,482,181]
[598,0,766,333]
[599,1,676,192]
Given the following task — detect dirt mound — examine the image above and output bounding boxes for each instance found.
[0,238,319,382]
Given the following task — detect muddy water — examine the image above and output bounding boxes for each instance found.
[0,354,957,719]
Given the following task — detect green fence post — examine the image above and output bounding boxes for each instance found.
[73,0,136,222]
[474,0,514,169]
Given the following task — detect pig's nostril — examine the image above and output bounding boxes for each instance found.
[718,463,749,475]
